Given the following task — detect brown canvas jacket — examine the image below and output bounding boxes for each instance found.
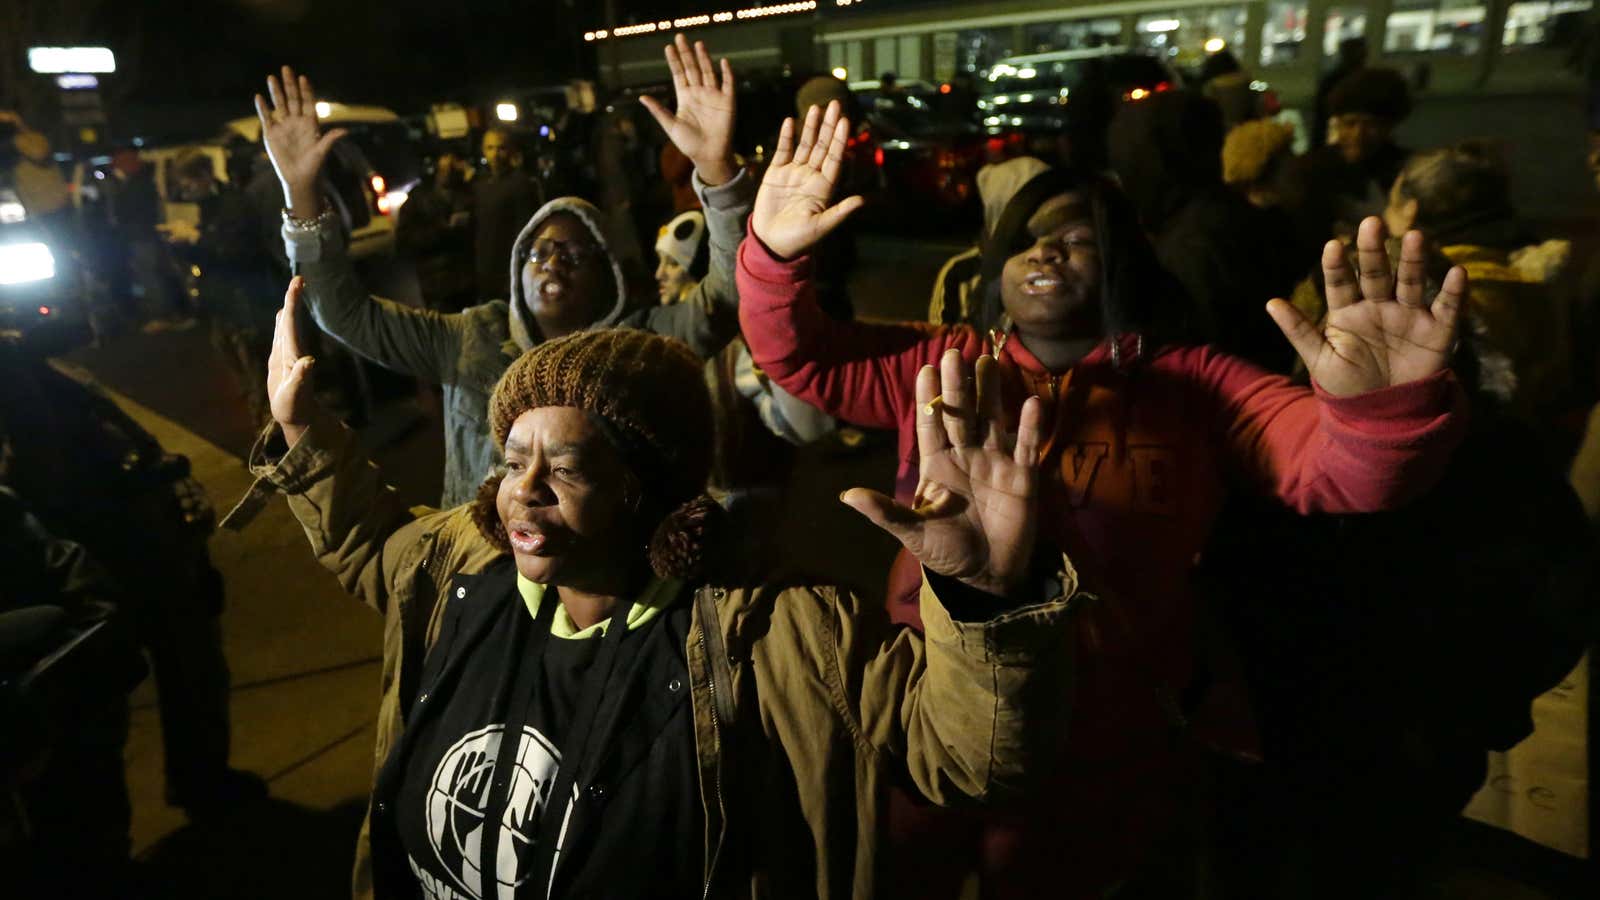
[223,420,1086,900]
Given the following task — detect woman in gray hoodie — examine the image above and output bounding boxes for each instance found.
[252,35,754,506]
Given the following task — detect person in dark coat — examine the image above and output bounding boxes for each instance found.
[397,149,476,311]
[1311,36,1368,149]
[1289,67,1413,241]
[164,148,283,423]
[471,128,544,303]
[1107,90,1310,371]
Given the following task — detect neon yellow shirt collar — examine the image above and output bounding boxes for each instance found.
[515,573,677,639]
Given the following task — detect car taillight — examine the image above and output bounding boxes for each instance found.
[874,147,884,168]
[1155,80,1173,93]
[1261,89,1282,116]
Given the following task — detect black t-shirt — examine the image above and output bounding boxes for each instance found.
[394,584,702,900]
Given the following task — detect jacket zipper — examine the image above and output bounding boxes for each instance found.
[698,614,725,900]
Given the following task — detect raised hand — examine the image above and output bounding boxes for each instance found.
[254,66,348,217]
[268,277,320,447]
[639,34,737,186]
[750,101,865,261]
[843,349,1046,599]
[1267,217,1466,397]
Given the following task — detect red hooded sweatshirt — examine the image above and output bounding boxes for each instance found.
[737,235,1467,889]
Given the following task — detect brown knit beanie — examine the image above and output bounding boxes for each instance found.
[478,329,720,580]
[1222,119,1296,187]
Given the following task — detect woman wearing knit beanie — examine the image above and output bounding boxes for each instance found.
[233,278,1086,900]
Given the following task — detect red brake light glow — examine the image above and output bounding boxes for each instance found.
[874,147,885,168]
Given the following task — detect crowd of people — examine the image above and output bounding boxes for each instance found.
[4,29,1600,900]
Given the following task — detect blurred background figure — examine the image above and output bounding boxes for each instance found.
[1289,66,1413,241]
[0,112,72,236]
[1108,90,1305,370]
[1197,48,1266,130]
[1222,118,1298,210]
[161,148,281,425]
[1312,37,1369,149]
[471,127,542,303]
[103,148,187,332]
[1384,139,1573,425]
[396,148,476,312]
[652,205,835,567]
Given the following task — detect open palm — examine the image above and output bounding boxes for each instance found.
[751,101,865,261]
[267,277,320,445]
[1267,218,1466,396]
[844,350,1045,599]
[639,34,736,185]
[254,66,347,210]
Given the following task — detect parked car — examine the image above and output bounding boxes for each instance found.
[0,178,91,352]
[977,47,1179,166]
[851,81,983,226]
[214,101,415,256]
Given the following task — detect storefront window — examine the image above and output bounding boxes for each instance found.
[1324,6,1369,56]
[1023,17,1124,54]
[1136,6,1250,68]
[1502,0,1593,51]
[1261,1,1310,65]
[1383,0,1488,55]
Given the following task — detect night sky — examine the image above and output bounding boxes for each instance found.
[44,1,926,104]
[3,0,927,141]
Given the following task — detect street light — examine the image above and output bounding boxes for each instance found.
[496,103,519,122]
[831,66,848,80]
[27,47,116,74]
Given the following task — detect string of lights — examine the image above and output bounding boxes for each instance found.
[584,0,860,42]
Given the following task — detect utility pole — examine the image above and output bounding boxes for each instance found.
[603,0,623,91]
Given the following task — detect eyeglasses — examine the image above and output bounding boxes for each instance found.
[527,237,600,269]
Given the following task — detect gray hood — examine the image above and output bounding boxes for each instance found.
[506,196,631,351]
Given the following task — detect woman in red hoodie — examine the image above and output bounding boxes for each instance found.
[740,103,1471,896]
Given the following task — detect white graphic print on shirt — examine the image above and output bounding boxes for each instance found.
[407,724,576,900]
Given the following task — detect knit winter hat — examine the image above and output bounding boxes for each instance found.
[1327,67,1412,122]
[655,210,707,272]
[481,328,719,579]
[1222,119,1296,186]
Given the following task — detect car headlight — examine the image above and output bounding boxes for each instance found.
[0,189,25,225]
[0,242,56,285]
